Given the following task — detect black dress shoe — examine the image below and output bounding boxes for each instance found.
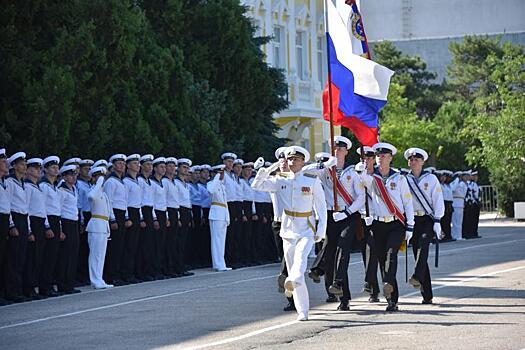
[308,269,321,284]
[386,301,399,312]
[337,302,350,311]
[328,282,344,296]
[0,298,13,306]
[8,295,28,303]
[369,295,380,303]
[422,299,433,304]
[181,271,194,277]
[283,302,296,312]
[362,282,372,294]
[48,290,61,297]
[326,295,338,303]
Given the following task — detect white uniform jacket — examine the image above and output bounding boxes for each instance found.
[450,179,467,208]
[360,169,415,228]
[252,169,327,240]
[406,171,445,222]
[207,174,230,224]
[86,177,111,234]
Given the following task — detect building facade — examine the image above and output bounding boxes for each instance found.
[242,0,338,155]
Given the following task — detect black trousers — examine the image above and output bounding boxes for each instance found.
[463,203,480,238]
[189,205,202,266]
[153,209,167,274]
[104,208,126,282]
[262,203,277,261]
[137,206,154,278]
[77,211,91,283]
[40,215,61,295]
[175,207,191,273]
[0,213,10,298]
[412,216,434,301]
[441,201,453,240]
[310,210,344,297]
[201,207,211,266]
[57,218,79,292]
[165,208,178,274]
[5,212,29,298]
[122,207,141,280]
[361,219,380,296]
[225,201,242,265]
[241,201,254,263]
[23,216,46,294]
[253,203,266,262]
[372,220,405,303]
[333,212,360,303]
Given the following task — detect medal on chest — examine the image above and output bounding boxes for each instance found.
[301,186,311,195]
[390,182,396,190]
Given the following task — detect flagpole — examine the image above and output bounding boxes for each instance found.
[324,0,339,212]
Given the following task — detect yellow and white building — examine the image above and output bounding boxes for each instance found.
[242,0,340,154]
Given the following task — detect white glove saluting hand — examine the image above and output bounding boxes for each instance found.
[364,216,374,226]
[355,161,366,173]
[323,156,337,169]
[332,211,348,222]
[433,222,443,240]
[254,157,265,170]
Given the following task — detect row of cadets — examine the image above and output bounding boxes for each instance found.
[103,154,130,286]
[122,154,142,283]
[207,164,231,271]
[221,152,244,268]
[357,143,415,312]
[305,136,365,311]
[173,158,194,277]
[403,148,444,304]
[355,146,381,303]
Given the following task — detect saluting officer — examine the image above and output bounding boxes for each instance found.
[404,148,444,304]
[357,142,415,312]
[252,146,327,321]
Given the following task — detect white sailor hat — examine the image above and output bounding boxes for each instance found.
[471,170,478,175]
[190,165,202,172]
[152,157,166,166]
[140,154,154,163]
[80,159,94,167]
[274,147,287,160]
[0,148,6,159]
[109,154,127,163]
[453,171,462,177]
[233,158,244,166]
[356,146,375,157]
[334,136,352,150]
[264,161,272,167]
[315,152,331,162]
[59,164,77,175]
[284,146,310,162]
[373,142,397,155]
[221,152,237,161]
[165,157,177,164]
[126,154,140,163]
[8,152,26,165]
[177,158,192,167]
[89,166,107,177]
[63,157,81,166]
[27,158,43,167]
[211,164,225,171]
[242,162,254,168]
[200,164,212,171]
[442,170,453,176]
[424,167,436,174]
[93,159,108,168]
[43,156,60,167]
[404,148,428,161]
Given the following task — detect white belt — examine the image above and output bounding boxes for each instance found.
[373,215,397,223]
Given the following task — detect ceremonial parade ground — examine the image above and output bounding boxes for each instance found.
[1,218,524,350]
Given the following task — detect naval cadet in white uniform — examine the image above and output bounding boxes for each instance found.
[86,166,113,289]
[252,146,327,321]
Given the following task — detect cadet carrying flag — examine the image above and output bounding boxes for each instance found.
[322,0,394,146]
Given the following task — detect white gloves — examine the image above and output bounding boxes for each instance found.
[405,230,413,243]
[254,157,265,170]
[355,161,366,173]
[332,211,348,222]
[433,222,442,240]
[313,235,324,243]
[364,216,374,226]
[323,156,337,169]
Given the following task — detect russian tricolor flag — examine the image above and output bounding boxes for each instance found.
[322,0,394,146]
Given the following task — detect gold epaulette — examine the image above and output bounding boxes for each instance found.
[303,173,317,178]
[278,172,291,178]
